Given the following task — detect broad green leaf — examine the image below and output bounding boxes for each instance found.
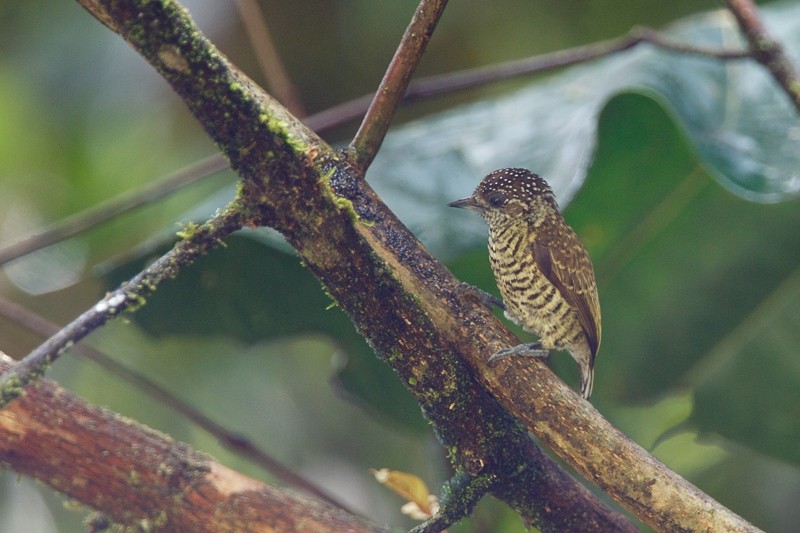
[367,2,800,259]
[574,93,800,471]
[572,93,800,525]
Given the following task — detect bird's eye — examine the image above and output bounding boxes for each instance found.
[486,192,506,207]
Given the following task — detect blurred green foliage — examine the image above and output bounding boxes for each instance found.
[1,1,798,532]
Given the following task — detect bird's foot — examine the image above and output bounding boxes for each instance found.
[488,342,550,366]
[455,282,505,311]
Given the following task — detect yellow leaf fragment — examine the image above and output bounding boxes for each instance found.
[370,468,439,519]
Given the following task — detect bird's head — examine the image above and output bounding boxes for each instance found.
[449,168,558,226]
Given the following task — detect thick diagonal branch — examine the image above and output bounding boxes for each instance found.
[71,1,628,529]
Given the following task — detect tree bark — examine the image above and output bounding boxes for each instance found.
[0,354,385,532]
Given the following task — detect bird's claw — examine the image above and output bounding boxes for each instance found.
[455,282,506,311]
[488,342,550,366]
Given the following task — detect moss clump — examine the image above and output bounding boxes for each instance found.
[176,222,201,240]
[0,372,27,408]
[317,167,374,226]
[125,293,148,313]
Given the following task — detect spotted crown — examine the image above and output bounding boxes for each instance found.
[476,168,557,209]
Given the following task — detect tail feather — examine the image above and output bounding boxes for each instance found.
[571,342,595,400]
[580,366,594,399]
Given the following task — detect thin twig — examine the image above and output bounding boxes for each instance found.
[233,0,306,117]
[0,205,244,409]
[347,0,449,174]
[404,26,750,99]
[311,26,749,134]
[724,0,800,113]
[0,296,353,513]
[0,154,229,266]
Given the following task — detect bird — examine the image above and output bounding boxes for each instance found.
[449,168,601,399]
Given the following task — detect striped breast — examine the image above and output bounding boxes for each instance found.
[487,220,586,352]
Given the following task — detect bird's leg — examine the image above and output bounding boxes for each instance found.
[455,282,505,311]
[488,342,550,366]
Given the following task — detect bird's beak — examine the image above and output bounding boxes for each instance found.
[448,195,481,211]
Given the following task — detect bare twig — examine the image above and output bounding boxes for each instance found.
[347,0,449,174]
[402,26,749,101]
[0,206,243,408]
[309,25,748,133]
[725,0,800,113]
[0,296,353,512]
[233,0,306,117]
[0,154,229,266]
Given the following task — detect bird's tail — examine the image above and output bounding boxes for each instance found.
[573,343,594,399]
[580,365,594,399]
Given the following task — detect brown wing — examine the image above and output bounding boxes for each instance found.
[532,216,601,356]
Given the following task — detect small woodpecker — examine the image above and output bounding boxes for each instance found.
[449,168,601,399]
